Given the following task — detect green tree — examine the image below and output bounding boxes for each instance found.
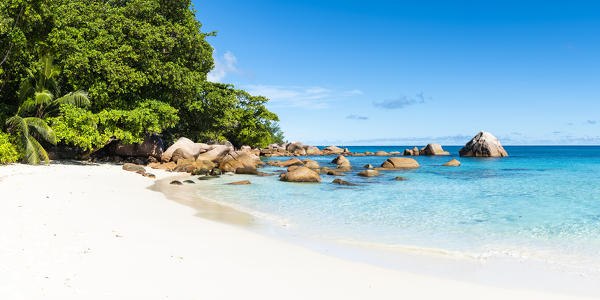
[46,0,214,112]
[17,54,90,118]
[49,100,179,158]
[5,114,57,164]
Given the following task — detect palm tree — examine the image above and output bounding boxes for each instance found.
[6,115,57,164]
[6,54,89,164]
[17,55,90,118]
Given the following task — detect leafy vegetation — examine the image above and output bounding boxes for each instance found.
[0,131,20,164]
[0,0,284,164]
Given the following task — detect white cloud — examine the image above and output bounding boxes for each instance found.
[244,85,363,109]
[207,51,238,82]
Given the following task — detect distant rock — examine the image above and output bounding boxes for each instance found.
[442,159,461,166]
[459,131,509,157]
[304,146,322,155]
[183,180,195,184]
[235,167,260,175]
[363,164,373,169]
[280,167,321,183]
[395,176,408,181]
[170,180,183,185]
[358,169,381,177]
[322,145,344,154]
[374,151,389,156]
[380,157,420,169]
[419,144,450,156]
[332,178,358,186]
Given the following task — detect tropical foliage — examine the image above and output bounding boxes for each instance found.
[0,0,284,164]
[0,131,20,164]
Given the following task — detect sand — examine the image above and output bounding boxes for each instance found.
[0,162,593,299]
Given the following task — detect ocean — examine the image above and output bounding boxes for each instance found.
[193,146,600,282]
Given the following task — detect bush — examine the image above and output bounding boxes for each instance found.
[0,131,20,164]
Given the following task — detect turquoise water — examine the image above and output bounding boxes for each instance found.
[196,146,600,275]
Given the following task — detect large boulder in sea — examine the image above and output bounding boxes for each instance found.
[331,155,351,168]
[459,131,508,157]
[419,144,450,156]
[380,157,420,169]
[302,159,320,169]
[280,167,321,183]
[114,134,164,159]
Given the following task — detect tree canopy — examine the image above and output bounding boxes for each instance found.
[0,0,284,164]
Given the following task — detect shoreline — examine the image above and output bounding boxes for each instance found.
[150,167,600,298]
[0,162,596,299]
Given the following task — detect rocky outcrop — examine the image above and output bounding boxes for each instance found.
[358,169,381,177]
[374,151,389,156]
[305,146,322,155]
[218,151,259,172]
[171,148,195,163]
[459,131,508,157]
[114,134,164,159]
[442,159,461,166]
[380,157,420,169]
[420,144,450,156]
[404,144,449,156]
[267,158,303,167]
[161,137,211,162]
[322,145,344,154]
[122,163,146,174]
[280,167,321,183]
[196,145,234,162]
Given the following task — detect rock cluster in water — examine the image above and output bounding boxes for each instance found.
[459,131,508,157]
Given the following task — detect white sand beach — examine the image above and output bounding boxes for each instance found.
[0,163,593,299]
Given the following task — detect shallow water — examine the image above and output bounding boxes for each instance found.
[195,146,600,278]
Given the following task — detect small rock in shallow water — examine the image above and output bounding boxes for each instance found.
[198,175,219,180]
[358,170,381,177]
[327,170,345,176]
[363,164,373,169]
[183,180,195,184]
[332,179,358,186]
[395,176,408,181]
[228,180,251,185]
[170,180,183,185]
[143,173,156,179]
[442,159,461,167]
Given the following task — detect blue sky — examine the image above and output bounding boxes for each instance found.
[194,0,600,145]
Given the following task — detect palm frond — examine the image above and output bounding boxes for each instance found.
[24,117,57,145]
[55,90,90,108]
[22,135,42,165]
[6,115,28,137]
[28,135,50,164]
[17,99,38,116]
[34,90,54,107]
